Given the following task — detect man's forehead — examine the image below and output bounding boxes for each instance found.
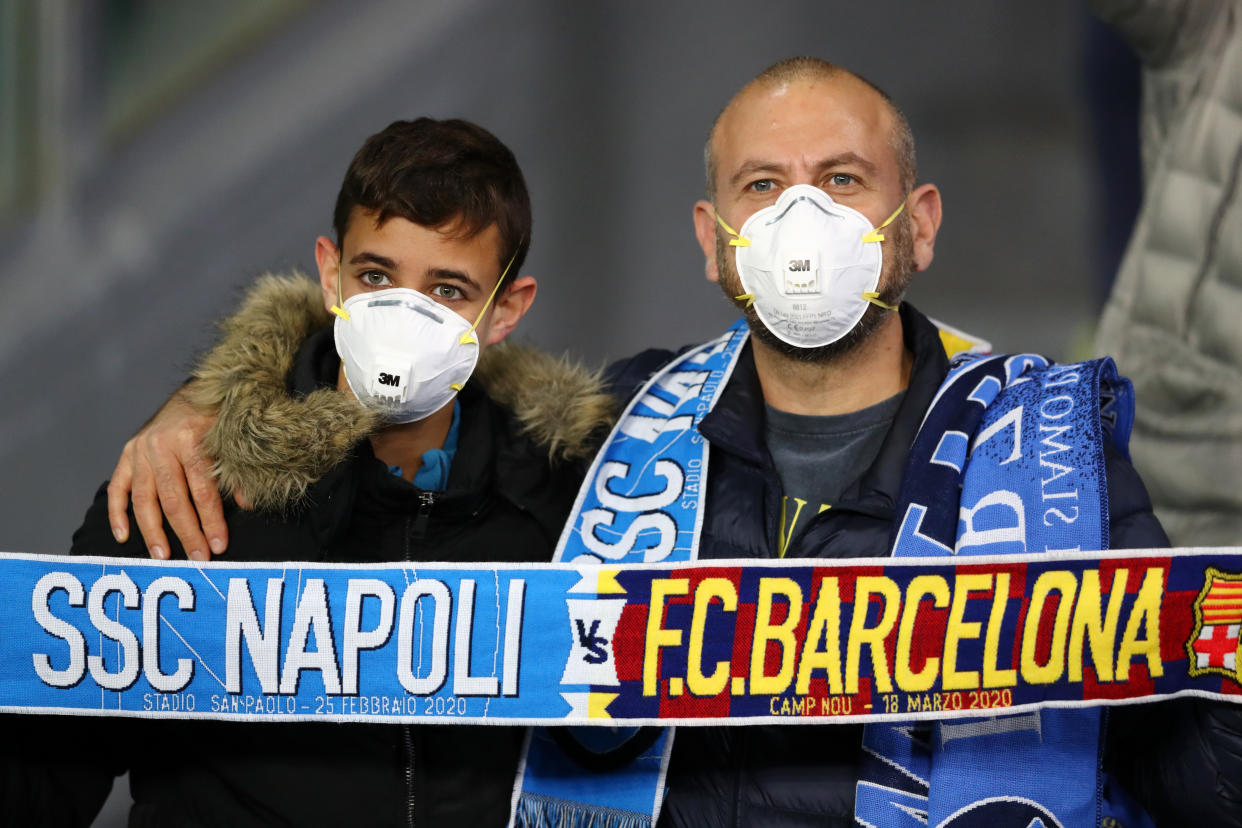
[713,76,896,176]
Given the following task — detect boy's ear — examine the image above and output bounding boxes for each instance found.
[315,236,342,312]
[484,275,537,345]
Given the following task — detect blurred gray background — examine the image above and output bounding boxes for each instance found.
[0,2,1134,822]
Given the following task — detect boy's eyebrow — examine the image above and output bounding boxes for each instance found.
[349,251,398,269]
[427,267,482,292]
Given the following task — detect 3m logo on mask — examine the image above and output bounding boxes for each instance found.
[378,372,401,387]
[784,258,819,295]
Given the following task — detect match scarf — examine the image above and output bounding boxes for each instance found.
[5,548,1242,726]
[857,352,1138,828]
[511,319,750,828]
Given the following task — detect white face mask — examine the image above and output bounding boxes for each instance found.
[333,288,481,424]
[716,184,905,349]
[331,249,517,424]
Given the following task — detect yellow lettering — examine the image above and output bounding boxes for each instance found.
[795,577,844,694]
[749,578,804,695]
[1067,569,1127,682]
[982,572,1018,688]
[643,578,689,696]
[846,577,901,694]
[1117,567,1165,680]
[895,575,949,692]
[686,578,738,696]
[943,573,992,690]
[1020,571,1077,684]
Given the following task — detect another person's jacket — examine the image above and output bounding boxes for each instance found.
[1093,0,1242,547]
[610,305,1240,828]
[0,275,614,827]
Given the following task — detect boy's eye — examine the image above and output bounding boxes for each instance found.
[360,271,391,288]
[431,284,462,300]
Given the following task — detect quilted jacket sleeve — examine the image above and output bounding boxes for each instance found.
[1089,0,1220,67]
[1104,445,1242,827]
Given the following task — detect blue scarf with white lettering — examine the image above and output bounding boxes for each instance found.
[856,352,1151,828]
[511,320,750,828]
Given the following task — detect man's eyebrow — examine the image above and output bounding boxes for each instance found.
[426,267,483,292]
[729,160,787,189]
[814,152,878,176]
[349,251,398,269]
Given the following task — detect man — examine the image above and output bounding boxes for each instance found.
[107,60,1240,826]
[1,117,614,825]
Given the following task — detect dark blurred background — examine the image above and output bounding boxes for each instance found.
[0,3,1139,820]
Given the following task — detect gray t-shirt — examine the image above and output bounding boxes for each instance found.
[765,391,904,555]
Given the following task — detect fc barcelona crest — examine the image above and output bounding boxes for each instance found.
[1187,567,1242,683]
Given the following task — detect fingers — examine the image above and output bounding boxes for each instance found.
[183,449,228,555]
[106,440,137,544]
[233,487,252,511]
[129,447,174,560]
[109,382,224,561]
[142,430,211,561]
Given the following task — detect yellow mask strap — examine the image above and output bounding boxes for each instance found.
[331,259,350,321]
[861,291,899,311]
[714,211,751,247]
[861,200,907,244]
[717,211,753,306]
[461,240,524,346]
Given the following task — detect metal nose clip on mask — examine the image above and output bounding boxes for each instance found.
[715,184,906,349]
[330,247,519,424]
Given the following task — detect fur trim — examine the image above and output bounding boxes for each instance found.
[187,273,614,510]
[474,341,616,465]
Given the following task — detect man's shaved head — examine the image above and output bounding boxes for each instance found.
[704,57,917,199]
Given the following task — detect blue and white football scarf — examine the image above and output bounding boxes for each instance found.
[857,352,1142,828]
[511,318,750,828]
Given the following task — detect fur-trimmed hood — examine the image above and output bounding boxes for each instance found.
[186,274,615,511]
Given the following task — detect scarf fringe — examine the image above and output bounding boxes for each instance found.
[515,792,651,828]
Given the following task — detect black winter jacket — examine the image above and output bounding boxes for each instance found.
[610,305,1239,828]
[0,278,610,827]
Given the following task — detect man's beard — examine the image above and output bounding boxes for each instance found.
[716,210,915,364]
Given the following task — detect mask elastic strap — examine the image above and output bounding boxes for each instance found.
[331,260,350,321]
[861,200,906,244]
[461,239,524,347]
[860,197,909,312]
[861,291,900,311]
[449,243,524,392]
[713,211,757,307]
[714,211,751,247]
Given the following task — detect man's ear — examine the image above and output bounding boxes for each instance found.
[315,235,342,312]
[484,275,537,345]
[693,200,722,283]
[906,183,942,272]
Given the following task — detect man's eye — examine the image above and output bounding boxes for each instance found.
[360,271,391,288]
[749,179,775,194]
[431,284,462,300]
[829,173,855,186]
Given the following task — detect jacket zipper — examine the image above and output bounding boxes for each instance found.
[402,493,434,828]
[411,491,436,540]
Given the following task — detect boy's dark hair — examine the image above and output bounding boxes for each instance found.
[333,118,531,285]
